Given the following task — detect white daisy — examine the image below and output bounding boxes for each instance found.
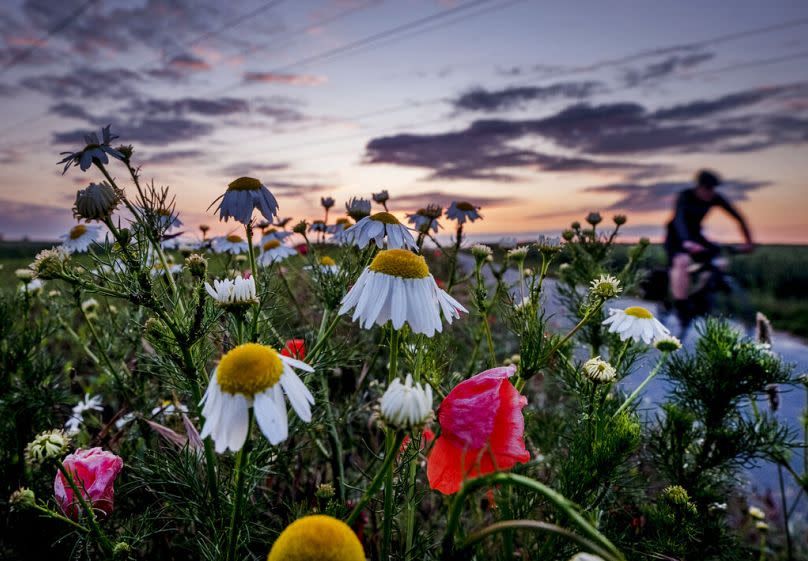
[150,400,189,418]
[60,224,103,254]
[57,125,125,174]
[200,343,315,452]
[64,394,103,435]
[345,196,372,220]
[589,274,622,299]
[343,212,417,250]
[308,255,339,274]
[258,239,297,266]
[446,201,481,224]
[406,206,442,234]
[212,234,249,254]
[582,356,616,383]
[19,278,44,295]
[380,374,433,430]
[602,306,670,344]
[338,249,467,337]
[206,276,259,308]
[212,177,278,225]
[260,229,293,244]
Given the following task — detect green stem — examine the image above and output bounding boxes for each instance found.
[346,432,406,525]
[442,473,624,561]
[482,314,496,367]
[549,304,601,358]
[458,520,621,561]
[777,464,793,561]
[245,223,258,285]
[225,411,253,561]
[307,313,342,363]
[53,460,115,556]
[32,502,91,534]
[613,353,670,418]
[382,327,401,561]
[446,224,464,293]
[317,309,346,502]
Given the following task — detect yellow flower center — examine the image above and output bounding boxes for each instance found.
[320,256,336,266]
[267,515,365,561]
[369,249,428,279]
[216,343,284,396]
[263,239,281,251]
[456,201,475,211]
[227,234,244,243]
[369,212,400,225]
[69,225,87,239]
[624,306,653,319]
[228,177,262,191]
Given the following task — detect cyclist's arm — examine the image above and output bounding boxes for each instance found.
[717,195,753,245]
[672,192,691,242]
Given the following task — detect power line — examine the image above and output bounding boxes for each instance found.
[0,0,99,77]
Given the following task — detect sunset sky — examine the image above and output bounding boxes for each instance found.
[1,0,807,243]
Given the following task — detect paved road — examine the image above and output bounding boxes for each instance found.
[459,254,807,520]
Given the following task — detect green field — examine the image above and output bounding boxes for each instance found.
[4,240,808,337]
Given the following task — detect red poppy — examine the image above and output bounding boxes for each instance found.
[427,365,529,494]
[295,243,309,255]
[280,339,306,360]
[400,427,435,454]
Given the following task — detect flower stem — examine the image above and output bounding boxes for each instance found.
[381,326,401,561]
[225,411,253,561]
[32,502,91,534]
[446,224,464,293]
[317,309,347,502]
[345,432,406,526]
[613,353,669,418]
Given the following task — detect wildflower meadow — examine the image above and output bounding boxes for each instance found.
[2,127,807,560]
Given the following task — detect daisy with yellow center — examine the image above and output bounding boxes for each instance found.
[200,343,315,452]
[446,200,481,224]
[267,515,364,561]
[338,249,467,336]
[261,228,293,245]
[60,223,103,254]
[258,239,297,266]
[602,306,670,344]
[212,233,249,254]
[342,212,417,250]
[212,177,279,225]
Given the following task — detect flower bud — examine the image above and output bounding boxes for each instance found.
[589,274,622,299]
[582,356,616,383]
[613,214,627,226]
[24,429,70,465]
[315,483,335,500]
[31,247,69,279]
[292,220,308,234]
[380,375,433,431]
[15,268,34,281]
[654,335,682,353]
[562,229,575,241]
[186,253,208,279]
[9,487,36,510]
[586,212,602,226]
[73,182,119,222]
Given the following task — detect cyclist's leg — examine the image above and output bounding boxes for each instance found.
[669,253,691,300]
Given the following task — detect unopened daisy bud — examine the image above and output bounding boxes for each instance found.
[536,235,562,253]
[613,214,627,226]
[748,505,765,520]
[507,245,530,263]
[186,253,208,278]
[320,196,335,210]
[586,212,602,226]
[562,229,575,241]
[510,353,521,364]
[654,335,682,353]
[15,268,34,281]
[523,267,533,277]
[32,247,69,279]
[292,220,308,235]
[116,144,134,160]
[206,276,259,309]
[571,221,581,230]
[380,374,433,431]
[471,244,492,263]
[315,482,335,500]
[589,274,622,299]
[81,298,99,313]
[346,197,372,221]
[372,190,390,204]
[24,429,70,465]
[9,487,36,510]
[113,542,131,559]
[582,356,616,383]
[73,182,119,221]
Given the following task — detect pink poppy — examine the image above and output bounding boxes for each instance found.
[427,365,529,494]
[54,447,123,519]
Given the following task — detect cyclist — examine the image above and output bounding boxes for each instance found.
[665,169,754,322]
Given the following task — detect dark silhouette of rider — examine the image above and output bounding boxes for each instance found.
[665,169,754,318]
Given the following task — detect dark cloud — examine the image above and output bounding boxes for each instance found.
[453,81,604,112]
[254,103,307,123]
[220,162,290,177]
[126,97,249,117]
[622,52,714,87]
[242,72,326,86]
[49,102,95,121]
[387,190,519,210]
[140,149,207,166]
[263,180,333,197]
[0,197,75,240]
[52,117,214,147]
[653,82,808,120]
[22,67,142,99]
[583,179,770,212]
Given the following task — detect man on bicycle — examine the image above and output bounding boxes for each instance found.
[665,169,754,321]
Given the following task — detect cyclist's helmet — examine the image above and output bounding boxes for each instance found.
[695,169,721,189]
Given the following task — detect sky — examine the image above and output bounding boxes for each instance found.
[1,0,807,243]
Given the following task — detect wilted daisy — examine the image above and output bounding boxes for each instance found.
[338,249,467,336]
[406,205,442,233]
[24,429,70,465]
[589,274,622,299]
[58,125,125,174]
[372,189,390,206]
[31,247,69,279]
[654,335,682,352]
[258,239,297,266]
[73,182,119,221]
[582,356,617,383]
[200,343,315,452]
[380,374,433,430]
[60,224,103,254]
[206,276,259,308]
[471,243,493,263]
[507,245,530,263]
[320,196,335,210]
[603,306,670,344]
[64,394,103,435]
[345,196,372,221]
[211,234,249,254]
[212,177,278,225]
[446,201,481,224]
[343,212,417,250]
